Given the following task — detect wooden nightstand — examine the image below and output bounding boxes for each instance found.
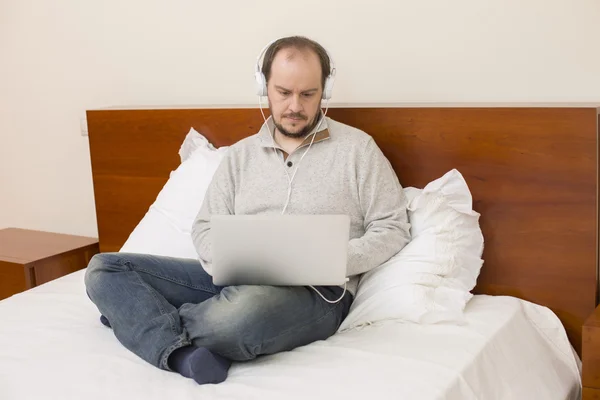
[0,228,99,300]
[583,305,600,399]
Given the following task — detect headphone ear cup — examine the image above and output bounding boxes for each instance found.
[255,71,268,96]
[322,75,334,100]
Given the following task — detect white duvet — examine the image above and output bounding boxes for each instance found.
[0,269,581,400]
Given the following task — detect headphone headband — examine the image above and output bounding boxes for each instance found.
[254,38,336,100]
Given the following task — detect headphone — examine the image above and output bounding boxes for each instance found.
[254,38,337,100]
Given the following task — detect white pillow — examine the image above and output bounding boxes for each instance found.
[178,127,219,163]
[120,131,228,257]
[339,169,484,331]
[119,208,199,259]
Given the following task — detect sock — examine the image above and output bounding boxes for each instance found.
[100,315,111,328]
[168,346,231,385]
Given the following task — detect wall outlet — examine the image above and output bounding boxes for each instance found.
[80,117,88,136]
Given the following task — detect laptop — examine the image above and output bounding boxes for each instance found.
[211,214,350,286]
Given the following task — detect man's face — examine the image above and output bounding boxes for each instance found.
[267,48,323,139]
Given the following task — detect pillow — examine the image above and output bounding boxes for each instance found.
[178,127,219,163]
[338,169,484,331]
[119,208,200,259]
[120,130,228,258]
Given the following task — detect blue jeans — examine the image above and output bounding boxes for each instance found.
[84,253,352,371]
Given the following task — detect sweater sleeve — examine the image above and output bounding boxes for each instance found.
[191,150,236,275]
[346,138,411,277]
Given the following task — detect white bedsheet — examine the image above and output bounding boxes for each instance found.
[0,269,581,400]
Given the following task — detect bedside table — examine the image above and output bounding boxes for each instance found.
[0,228,99,300]
[583,305,600,399]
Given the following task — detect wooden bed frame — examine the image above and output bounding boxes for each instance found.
[87,105,599,355]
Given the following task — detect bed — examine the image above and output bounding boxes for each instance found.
[0,105,598,399]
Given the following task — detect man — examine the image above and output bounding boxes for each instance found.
[84,36,411,385]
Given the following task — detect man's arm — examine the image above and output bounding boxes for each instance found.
[191,150,235,273]
[347,137,411,277]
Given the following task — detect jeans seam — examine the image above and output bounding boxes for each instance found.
[119,259,179,337]
[131,265,220,296]
[160,336,192,371]
[120,257,196,370]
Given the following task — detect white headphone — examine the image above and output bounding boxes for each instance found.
[254,38,336,100]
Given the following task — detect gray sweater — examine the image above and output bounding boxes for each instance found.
[192,116,411,295]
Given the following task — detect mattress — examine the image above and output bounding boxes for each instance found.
[0,269,582,400]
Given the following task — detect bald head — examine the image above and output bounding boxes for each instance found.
[261,36,331,92]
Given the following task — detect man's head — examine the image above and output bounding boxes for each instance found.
[261,36,332,139]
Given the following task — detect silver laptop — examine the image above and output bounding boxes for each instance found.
[211,214,350,286]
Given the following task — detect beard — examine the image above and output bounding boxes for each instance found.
[272,109,322,139]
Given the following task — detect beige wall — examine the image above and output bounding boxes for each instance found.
[1,0,599,237]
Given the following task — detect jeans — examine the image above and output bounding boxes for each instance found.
[84,252,353,371]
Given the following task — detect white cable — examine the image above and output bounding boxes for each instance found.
[281,125,318,214]
[259,95,329,214]
[310,280,348,304]
[258,96,346,304]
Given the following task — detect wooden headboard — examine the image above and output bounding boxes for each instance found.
[87,105,599,354]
